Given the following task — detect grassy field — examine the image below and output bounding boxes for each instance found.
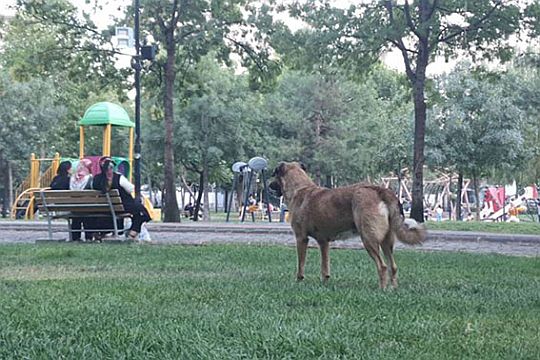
[425,219,540,234]
[0,244,538,359]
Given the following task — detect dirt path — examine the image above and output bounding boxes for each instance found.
[0,224,538,257]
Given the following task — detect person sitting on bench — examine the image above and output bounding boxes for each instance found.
[69,159,94,241]
[92,157,151,240]
[50,161,72,190]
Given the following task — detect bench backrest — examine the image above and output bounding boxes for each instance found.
[35,190,125,213]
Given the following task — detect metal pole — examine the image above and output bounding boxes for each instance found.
[133,0,142,200]
[261,169,272,222]
[226,174,237,222]
[241,171,253,222]
[8,160,13,213]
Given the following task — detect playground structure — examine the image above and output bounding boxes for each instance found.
[226,157,274,223]
[380,170,538,221]
[480,185,537,221]
[11,102,159,220]
[10,153,61,219]
[380,171,475,219]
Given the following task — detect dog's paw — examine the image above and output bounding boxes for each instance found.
[296,275,305,282]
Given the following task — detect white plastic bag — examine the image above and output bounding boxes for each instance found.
[139,223,152,242]
[124,218,132,231]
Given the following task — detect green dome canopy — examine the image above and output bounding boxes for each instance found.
[79,102,134,128]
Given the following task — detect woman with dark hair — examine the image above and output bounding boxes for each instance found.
[92,157,151,239]
[50,161,72,190]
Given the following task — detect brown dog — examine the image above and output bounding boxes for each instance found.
[270,162,426,289]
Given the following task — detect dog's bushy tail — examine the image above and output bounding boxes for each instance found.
[379,188,426,245]
[395,217,426,245]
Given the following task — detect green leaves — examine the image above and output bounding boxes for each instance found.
[426,61,529,180]
[259,66,413,184]
[0,72,66,183]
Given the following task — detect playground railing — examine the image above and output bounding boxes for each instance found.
[39,164,57,189]
[13,176,31,205]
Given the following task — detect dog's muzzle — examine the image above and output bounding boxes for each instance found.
[269,180,282,197]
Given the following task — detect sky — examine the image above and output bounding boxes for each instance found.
[0,0,130,25]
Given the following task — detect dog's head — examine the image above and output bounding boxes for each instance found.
[269,162,307,197]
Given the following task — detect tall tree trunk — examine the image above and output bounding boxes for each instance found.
[162,29,180,222]
[456,172,463,221]
[325,175,332,188]
[215,188,218,213]
[406,0,435,222]
[201,114,210,221]
[410,76,427,222]
[393,0,433,222]
[224,189,228,213]
[8,160,13,215]
[473,172,480,221]
[202,155,210,222]
[315,166,321,186]
[193,173,204,222]
[1,159,7,218]
[447,173,452,220]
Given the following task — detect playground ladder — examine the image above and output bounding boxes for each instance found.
[10,153,60,219]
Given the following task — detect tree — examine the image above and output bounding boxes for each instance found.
[261,66,413,184]
[1,0,128,157]
[0,72,65,215]
[174,55,260,221]
[134,0,278,222]
[427,61,527,219]
[290,0,538,221]
[501,52,540,185]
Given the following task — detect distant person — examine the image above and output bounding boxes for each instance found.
[184,202,194,218]
[507,203,520,223]
[248,194,258,213]
[248,194,257,206]
[424,208,432,222]
[93,157,151,239]
[49,161,72,190]
[69,159,94,241]
[435,205,443,222]
[536,198,540,223]
[279,202,288,223]
[70,159,93,190]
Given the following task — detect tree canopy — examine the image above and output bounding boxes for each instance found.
[287,0,539,221]
[0,0,539,222]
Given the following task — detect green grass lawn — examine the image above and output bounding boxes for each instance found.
[0,244,538,359]
[426,219,540,234]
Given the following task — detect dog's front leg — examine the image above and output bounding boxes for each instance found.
[296,235,309,281]
[317,238,331,282]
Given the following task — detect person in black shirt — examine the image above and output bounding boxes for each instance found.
[49,161,72,190]
[93,157,151,239]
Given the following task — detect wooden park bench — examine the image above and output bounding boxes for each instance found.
[35,189,130,241]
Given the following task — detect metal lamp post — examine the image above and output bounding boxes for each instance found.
[132,0,142,200]
[117,0,156,200]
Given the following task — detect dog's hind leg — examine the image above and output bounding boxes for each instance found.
[296,235,309,281]
[381,232,398,288]
[356,212,388,288]
[315,238,331,282]
[363,239,388,289]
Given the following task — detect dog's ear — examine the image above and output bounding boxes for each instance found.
[272,162,286,177]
